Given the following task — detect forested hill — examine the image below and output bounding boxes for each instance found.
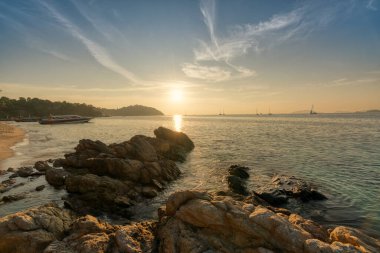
[100,105,164,116]
[0,96,164,118]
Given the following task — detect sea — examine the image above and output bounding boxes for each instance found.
[1,113,379,237]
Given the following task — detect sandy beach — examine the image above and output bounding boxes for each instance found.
[0,122,25,167]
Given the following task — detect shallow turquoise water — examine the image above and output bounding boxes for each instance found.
[1,113,379,236]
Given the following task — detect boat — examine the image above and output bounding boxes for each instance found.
[310,105,317,115]
[39,115,92,125]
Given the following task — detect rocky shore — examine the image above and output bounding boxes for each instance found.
[0,127,379,252]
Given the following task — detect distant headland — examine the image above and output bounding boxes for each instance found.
[0,96,164,119]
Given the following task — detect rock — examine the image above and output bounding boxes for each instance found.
[46,128,193,216]
[157,191,380,253]
[229,164,250,179]
[35,185,45,191]
[141,186,158,198]
[1,193,27,203]
[7,167,15,172]
[254,189,288,206]
[256,175,327,206]
[227,175,249,195]
[130,135,158,162]
[34,161,52,172]
[16,166,34,177]
[52,158,66,168]
[0,203,76,253]
[45,168,69,187]
[0,178,16,193]
[330,226,380,253]
[44,215,155,253]
[64,174,133,215]
[154,126,195,152]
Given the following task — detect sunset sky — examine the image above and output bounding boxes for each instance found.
[1,0,379,115]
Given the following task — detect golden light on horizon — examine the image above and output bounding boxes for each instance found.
[170,89,183,103]
[173,114,182,132]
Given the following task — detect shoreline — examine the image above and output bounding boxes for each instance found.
[0,122,25,169]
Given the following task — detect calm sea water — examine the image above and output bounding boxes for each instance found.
[1,114,379,236]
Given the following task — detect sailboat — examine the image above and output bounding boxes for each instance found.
[268,107,272,116]
[310,105,317,115]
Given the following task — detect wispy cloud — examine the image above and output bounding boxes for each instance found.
[367,0,378,11]
[40,49,71,61]
[38,0,141,85]
[183,0,355,83]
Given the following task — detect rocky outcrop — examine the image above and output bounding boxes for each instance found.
[254,175,327,206]
[44,215,155,253]
[0,204,155,253]
[157,191,380,253]
[0,203,76,253]
[45,127,193,216]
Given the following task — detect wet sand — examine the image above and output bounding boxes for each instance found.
[0,122,25,168]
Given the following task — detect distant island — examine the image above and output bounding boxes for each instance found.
[0,96,164,119]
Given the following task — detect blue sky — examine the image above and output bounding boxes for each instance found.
[0,0,379,114]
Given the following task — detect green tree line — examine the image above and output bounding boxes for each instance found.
[0,96,164,119]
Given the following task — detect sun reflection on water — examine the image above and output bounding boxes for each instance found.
[173,114,182,132]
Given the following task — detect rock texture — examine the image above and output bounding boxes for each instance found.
[0,204,155,253]
[45,127,194,216]
[157,191,380,253]
[254,175,327,206]
[0,203,76,253]
[44,215,155,253]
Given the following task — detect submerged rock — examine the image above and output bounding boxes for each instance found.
[1,192,27,203]
[255,175,327,206]
[157,191,380,253]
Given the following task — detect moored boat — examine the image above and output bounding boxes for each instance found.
[39,115,92,125]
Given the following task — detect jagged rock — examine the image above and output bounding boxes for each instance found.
[45,168,69,187]
[255,175,327,206]
[157,191,380,253]
[54,127,190,216]
[229,165,250,179]
[0,203,76,253]
[34,161,52,172]
[44,215,155,253]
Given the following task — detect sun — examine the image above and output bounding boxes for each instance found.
[171,89,183,102]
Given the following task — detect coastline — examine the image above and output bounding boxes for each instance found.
[0,122,25,169]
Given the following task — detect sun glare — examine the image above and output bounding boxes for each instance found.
[173,114,182,132]
[171,89,183,102]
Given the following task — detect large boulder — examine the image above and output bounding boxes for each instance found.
[0,204,76,253]
[157,191,380,253]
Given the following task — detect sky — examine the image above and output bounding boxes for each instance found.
[0,0,379,115]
